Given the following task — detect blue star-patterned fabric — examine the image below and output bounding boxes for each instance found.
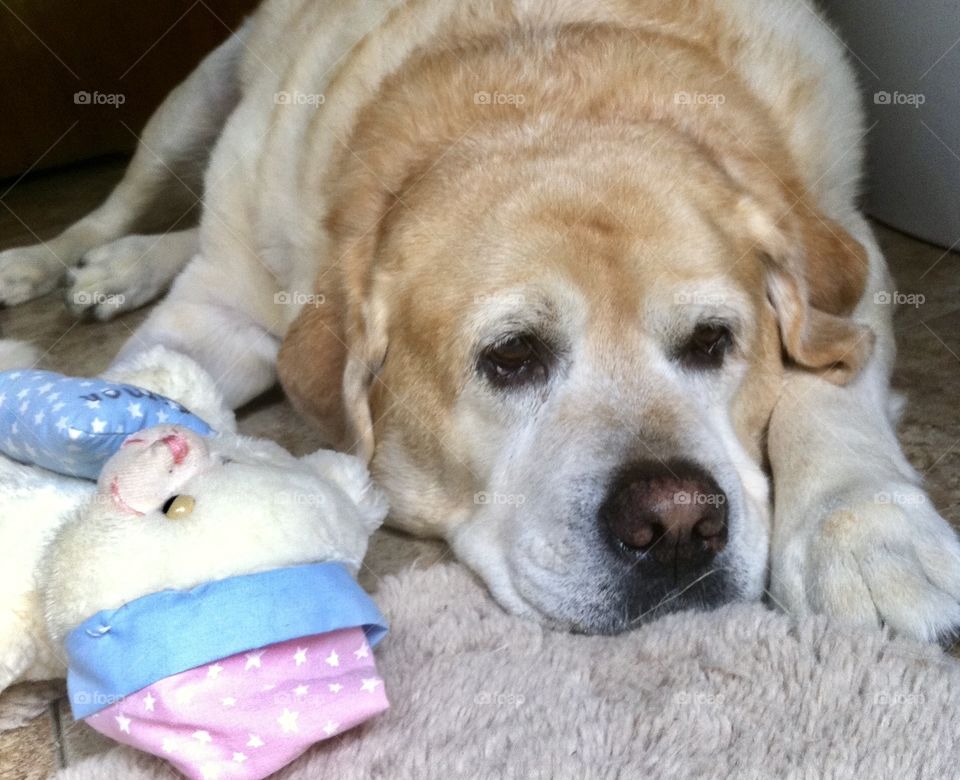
[0,369,214,479]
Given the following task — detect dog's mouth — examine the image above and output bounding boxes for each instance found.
[513,550,741,635]
[606,562,739,633]
[452,502,746,635]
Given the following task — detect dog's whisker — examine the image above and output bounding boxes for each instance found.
[630,567,720,627]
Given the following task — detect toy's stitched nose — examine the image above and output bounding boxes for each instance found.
[600,460,728,575]
[161,434,190,465]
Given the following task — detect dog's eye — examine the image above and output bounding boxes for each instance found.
[479,334,550,388]
[678,322,733,369]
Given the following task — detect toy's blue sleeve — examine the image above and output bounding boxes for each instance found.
[0,369,214,480]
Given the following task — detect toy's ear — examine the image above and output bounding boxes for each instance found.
[104,347,237,433]
[299,449,389,533]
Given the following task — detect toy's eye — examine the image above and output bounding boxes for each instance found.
[162,494,195,519]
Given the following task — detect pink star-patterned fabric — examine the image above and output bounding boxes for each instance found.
[85,628,388,780]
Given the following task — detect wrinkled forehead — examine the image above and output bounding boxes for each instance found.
[390,185,762,350]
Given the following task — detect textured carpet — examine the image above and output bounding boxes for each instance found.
[54,564,960,779]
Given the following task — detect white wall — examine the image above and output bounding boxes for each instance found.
[821,0,960,249]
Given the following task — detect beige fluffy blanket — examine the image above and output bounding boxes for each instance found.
[56,564,960,778]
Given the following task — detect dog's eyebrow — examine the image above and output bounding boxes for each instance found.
[693,311,742,329]
[470,294,563,341]
[662,283,749,321]
[649,296,748,349]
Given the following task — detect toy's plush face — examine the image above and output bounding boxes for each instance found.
[99,426,216,516]
[42,425,388,640]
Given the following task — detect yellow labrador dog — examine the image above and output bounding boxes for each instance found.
[3,0,959,639]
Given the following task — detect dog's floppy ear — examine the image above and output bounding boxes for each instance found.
[278,261,388,461]
[279,78,451,459]
[277,291,350,450]
[281,55,483,457]
[278,159,396,460]
[735,193,874,384]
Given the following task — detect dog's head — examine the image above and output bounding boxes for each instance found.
[279,42,871,632]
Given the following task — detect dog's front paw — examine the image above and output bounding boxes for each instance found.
[65,236,167,320]
[0,244,65,305]
[772,487,960,643]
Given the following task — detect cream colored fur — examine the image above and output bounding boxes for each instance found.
[0,0,958,643]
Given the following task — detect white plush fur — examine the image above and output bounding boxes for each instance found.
[41,438,386,643]
[0,340,40,373]
[0,458,93,686]
[0,345,387,690]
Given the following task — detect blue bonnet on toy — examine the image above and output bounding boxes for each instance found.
[0,369,214,479]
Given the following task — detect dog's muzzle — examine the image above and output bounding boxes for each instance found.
[597,459,733,621]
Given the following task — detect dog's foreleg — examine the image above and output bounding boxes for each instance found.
[767,215,960,643]
[112,255,281,410]
[0,25,248,307]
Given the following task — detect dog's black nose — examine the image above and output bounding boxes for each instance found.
[600,460,728,575]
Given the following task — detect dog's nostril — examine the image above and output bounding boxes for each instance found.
[693,515,727,554]
[610,516,663,551]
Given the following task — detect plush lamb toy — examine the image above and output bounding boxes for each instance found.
[0,342,390,780]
